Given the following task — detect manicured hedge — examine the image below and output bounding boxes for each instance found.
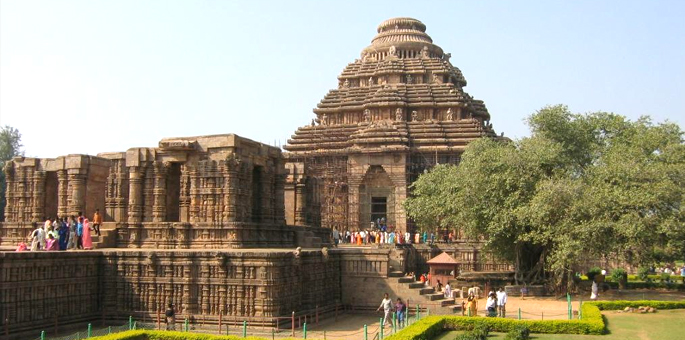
[89,330,299,340]
[591,300,685,310]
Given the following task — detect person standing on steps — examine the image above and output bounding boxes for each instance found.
[376,293,393,327]
[92,209,103,236]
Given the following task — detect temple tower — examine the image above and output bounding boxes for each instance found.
[284,17,503,233]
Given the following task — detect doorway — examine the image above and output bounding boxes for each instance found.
[371,196,387,225]
[165,163,181,222]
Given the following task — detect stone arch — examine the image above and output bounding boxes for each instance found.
[358,165,396,229]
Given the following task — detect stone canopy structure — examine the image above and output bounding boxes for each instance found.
[285,17,503,233]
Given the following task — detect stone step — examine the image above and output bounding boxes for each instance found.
[425,293,444,301]
[419,287,435,295]
[408,282,425,289]
[388,271,404,278]
[440,299,456,307]
[398,277,414,283]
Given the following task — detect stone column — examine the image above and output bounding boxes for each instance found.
[152,162,167,222]
[273,170,286,224]
[261,166,273,223]
[128,166,144,223]
[294,178,306,225]
[3,162,15,221]
[31,170,45,221]
[179,166,190,223]
[223,158,239,222]
[57,170,68,218]
[67,170,86,217]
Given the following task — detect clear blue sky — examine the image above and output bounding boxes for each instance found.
[1,0,683,158]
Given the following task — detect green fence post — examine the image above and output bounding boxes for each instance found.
[77,332,80,339]
[567,293,572,320]
[129,316,133,330]
[133,321,137,330]
[392,312,396,333]
[467,307,471,317]
[303,322,307,339]
[243,320,247,338]
[379,318,384,340]
[108,326,112,334]
[185,318,189,332]
[364,324,368,340]
[579,300,583,320]
[518,308,521,320]
[40,330,45,340]
[427,307,430,316]
[417,304,420,320]
[88,323,92,337]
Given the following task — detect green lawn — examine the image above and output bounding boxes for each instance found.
[434,309,685,340]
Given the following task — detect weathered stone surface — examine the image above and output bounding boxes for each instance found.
[284,18,506,233]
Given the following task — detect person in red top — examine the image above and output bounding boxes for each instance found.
[92,209,103,236]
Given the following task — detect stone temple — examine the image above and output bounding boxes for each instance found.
[0,18,510,339]
[284,17,502,233]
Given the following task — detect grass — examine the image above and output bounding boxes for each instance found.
[434,309,685,340]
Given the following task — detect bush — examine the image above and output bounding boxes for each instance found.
[470,321,489,339]
[591,300,685,310]
[504,325,530,340]
[637,267,650,281]
[89,330,286,340]
[587,267,602,281]
[660,273,671,282]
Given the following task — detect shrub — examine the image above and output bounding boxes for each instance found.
[637,267,650,281]
[660,273,671,283]
[587,267,602,281]
[590,300,685,310]
[504,325,530,340]
[470,321,489,339]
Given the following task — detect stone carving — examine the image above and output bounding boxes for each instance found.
[446,108,453,121]
[321,246,329,262]
[321,113,328,126]
[343,79,350,88]
[421,46,429,58]
[388,45,397,57]
[368,77,374,86]
[411,110,419,122]
[406,74,413,84]
[395,108,404,121]
[443,53,451,61]
[432,73,440,83]
[363,109,371,122]
[158,140,197,150]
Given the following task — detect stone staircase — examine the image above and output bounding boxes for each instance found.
[91,222,117,249]
[388,271,461,315]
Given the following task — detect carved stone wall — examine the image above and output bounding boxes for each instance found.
[0,249,341,339]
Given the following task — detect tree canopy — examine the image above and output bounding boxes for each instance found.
[403,105,685,291]
[0,125,24,221]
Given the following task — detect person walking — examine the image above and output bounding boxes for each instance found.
[496,287,507,317]
[165,303,176,330]
[395,298,406,328]
[76,217,84,249]
[82,218,93,249]
[332,228,340,247]
[92,209,103,236]
[67,216,77,250]
[30,222,44,251]
[376,293,393,328]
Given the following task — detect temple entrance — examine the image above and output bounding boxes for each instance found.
[371,196,387,225]
[165,163,181,222]
[44,171,58,219]
[252,166,263,222]
[359,165,395,230]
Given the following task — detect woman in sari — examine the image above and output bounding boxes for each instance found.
[58,218,69,250]
[82,218,93,249]
[45,234,59,251]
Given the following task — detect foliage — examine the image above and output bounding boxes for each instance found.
[586,268,601,282]
[0,125,23,221]
[404,105,685,290]
[660,273,671,282]
[89,330,301,340]
[591,300,685,310]
[637,267,650,281]
[504,325,530,340]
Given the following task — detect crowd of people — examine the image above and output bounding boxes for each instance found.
[15,209,103,252]
[333,227,459,246]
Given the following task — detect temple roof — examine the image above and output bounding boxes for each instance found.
[427,252,458,265]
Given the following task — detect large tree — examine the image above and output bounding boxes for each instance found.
[0,125,24,221]
[404,105,685,292]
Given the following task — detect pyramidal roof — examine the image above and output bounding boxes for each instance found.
[427,252,458,264]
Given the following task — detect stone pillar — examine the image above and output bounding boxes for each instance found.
[261,166,273,223]
[57,170,68,218]
[294,179,306,225]
[152,162,167,222]
[179,166,190,223]
[273,171,286,224]
[223,158,239,222]
[31,170,45,221]
[128,166,144,223]
[67,171,86,217]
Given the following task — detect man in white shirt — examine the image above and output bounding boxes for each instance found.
[496,287,507,317]
[376,293,393,327]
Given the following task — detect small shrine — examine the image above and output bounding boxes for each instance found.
[427,251,459,287]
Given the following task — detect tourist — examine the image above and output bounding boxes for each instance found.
[496,287,507,317]
[15,242,27,251]
[43,217,52,238]
[444,282,452,299]
[76,217,84,249]
[82,218,93,250]
[165,303,176,330]
[436,279,443,292]
[681,264,685,283]
[590,280,598,300]
[486,291,497,317]
[58,218,69,250]
[332,228,340,246]
[395,298,406,328]
[67,215,77,250]
[31,222,45,251]
[92,209,102,236]
[422,231,427,244]
[376,293,393,327]
[465,293,477,316]
[45,234,59,251]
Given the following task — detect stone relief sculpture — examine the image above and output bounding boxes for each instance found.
[446,108,453,121]
[363,109,371,122]
[411,110,419,122]
[395,108,404,121]
[388,45,397,57]
[406,74,413,84]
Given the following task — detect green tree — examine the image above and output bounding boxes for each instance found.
[404,105,685,292]
[0,125,24,221]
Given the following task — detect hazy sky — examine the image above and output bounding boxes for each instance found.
[1,0,684,158]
